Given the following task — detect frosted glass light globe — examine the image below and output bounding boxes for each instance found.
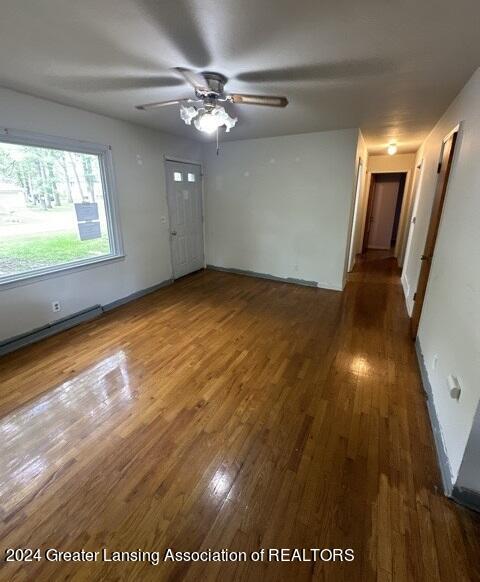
[195,111,222,134]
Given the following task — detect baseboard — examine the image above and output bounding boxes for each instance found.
[415,338,454,495]
[0,305,103,357]
[0,277,173,357]
[206,264,342,291]
[401,272,413,316]
[102,278,172,311]
[451,486,480,513]
[401,272,409,298]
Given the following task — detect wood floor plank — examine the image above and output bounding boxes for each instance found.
[0,252,479,581]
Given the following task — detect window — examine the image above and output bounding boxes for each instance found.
[0,129,122,285]
[187,172,196,182]
[173,172,183,182]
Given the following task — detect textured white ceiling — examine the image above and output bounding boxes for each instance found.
[0,0,479,153]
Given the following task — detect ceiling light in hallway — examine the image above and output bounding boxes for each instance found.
[387,143,398,155]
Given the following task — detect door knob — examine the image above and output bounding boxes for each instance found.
[171,231,177,236]
[421,254,430,261]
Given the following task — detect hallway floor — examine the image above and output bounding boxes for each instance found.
[0,256,479,581]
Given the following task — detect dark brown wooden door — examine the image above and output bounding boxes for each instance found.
[411,131,458,338]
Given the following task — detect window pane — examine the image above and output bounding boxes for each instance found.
[0,142,113,279]
[187,173,195,182]
[173,172,182,182]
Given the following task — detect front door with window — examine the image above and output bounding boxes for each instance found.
[165,161,204,279]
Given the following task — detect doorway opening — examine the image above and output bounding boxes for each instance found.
[362,172,407,256]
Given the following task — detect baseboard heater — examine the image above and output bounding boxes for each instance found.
[0,305,103,357]
[0,278,174,358]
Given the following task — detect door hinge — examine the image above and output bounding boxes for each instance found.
[413,292,417,301]
[437,162,442,173]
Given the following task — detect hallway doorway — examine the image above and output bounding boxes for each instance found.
[362,172,407,255]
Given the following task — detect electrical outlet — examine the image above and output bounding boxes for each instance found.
[52,301,61,313]
[447,375,461,401]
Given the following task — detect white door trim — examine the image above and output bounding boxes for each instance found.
[346,157,364,273]
[164,155,203,166]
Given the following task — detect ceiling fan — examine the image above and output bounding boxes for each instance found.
[135,67,288,135]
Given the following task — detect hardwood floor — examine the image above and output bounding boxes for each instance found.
[0,255,479,581]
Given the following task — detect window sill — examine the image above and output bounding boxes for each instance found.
[0,254,126,291]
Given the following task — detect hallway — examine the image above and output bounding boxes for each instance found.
[0,258,479,581]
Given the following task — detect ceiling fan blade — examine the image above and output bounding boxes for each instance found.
[227,94,288,107]
[173,67,210,93]
[48,75,184,93]
[235,59,393,84]
[136,98,193,111]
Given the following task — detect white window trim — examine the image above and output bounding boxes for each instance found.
[0,128,124,289]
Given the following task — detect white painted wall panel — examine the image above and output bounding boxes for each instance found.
[204,129,359,290]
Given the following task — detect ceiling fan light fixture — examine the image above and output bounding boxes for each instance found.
[218,108,238,133]
[179,102,198,125]
[135,68,286,138]
[194,109,222,134]
[192,105,237,134]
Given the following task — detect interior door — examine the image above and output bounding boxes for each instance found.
[165,160,204,279]
[347,159,363,272]
[410,130,458,338]
[367,176,400,249]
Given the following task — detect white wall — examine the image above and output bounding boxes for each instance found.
[402,67,480,486]
[0,87,202,341]
[204,129,359,291]
[367,153,416,173]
